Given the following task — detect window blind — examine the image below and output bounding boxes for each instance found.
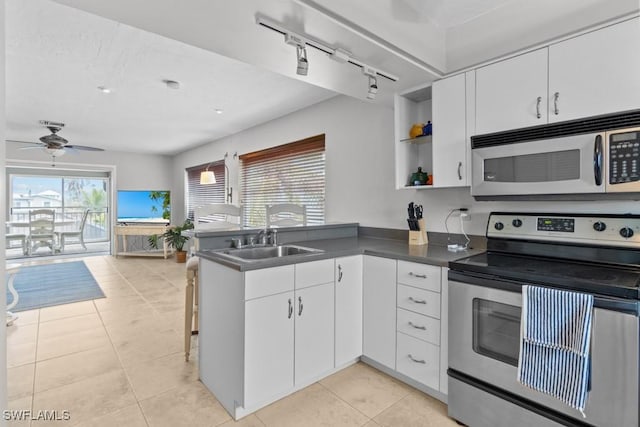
[240,134,325,227]
[186,161,225,220]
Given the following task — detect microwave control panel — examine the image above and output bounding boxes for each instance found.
[609,130,640,184]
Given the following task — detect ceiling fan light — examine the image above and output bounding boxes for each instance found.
[45,147,66,157]
[200,170,216,185]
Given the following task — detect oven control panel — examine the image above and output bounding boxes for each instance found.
[487,213,640,248]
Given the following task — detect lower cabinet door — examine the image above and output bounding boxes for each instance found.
[335,255,363,366]
[294,282,335,386]
[396,332,440,390]
[245,291,295,405]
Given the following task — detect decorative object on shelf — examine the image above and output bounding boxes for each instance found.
[409,123,425,139]
[422,121,433,136]
[149,219,194,263]
[409,167,429,186]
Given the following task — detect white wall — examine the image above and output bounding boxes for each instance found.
[173,94,640,237]
[1,0,7,419]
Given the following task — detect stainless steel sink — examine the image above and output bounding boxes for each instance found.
[215,245,323,262]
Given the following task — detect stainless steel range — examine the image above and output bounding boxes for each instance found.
[448,212,640,427]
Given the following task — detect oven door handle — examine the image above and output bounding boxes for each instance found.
[448,271,640,316]
[594,134,603,186]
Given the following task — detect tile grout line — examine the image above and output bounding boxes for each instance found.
[315,380,375,423]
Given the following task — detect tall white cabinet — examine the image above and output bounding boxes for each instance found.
[363,255,397,369]
[335,255,363,366]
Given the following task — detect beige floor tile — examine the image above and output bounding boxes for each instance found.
[93,294,148,312]
[39,300,97,322]
[125,352,198,401]
[255,383,369,427]
[319,363,412,418]
[8,363,35,400]
[81,404,148,427]
[6,396,33,427]
[36,326,111,361]
[219,414,266,427]
[32,369,137,426]
[7,323,38,346]
[98,305,158,327]
[12,309,40,326]
[34,345,121,393]
[140,381,230,427]
[110,327,183,367]
[37,312,104,340]
[373,392,457,427]
[363,422,380,427]
[7,341,38,368]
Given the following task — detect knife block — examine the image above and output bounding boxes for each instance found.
[408,219,428,246]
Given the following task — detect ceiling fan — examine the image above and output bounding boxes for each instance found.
[7,120,104,166]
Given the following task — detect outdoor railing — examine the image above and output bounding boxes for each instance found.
[8,207,110,242]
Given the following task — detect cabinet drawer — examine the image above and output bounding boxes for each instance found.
[295,259,334,289]
[397,308,440,345]
[397,261,441,292]
[245,265,294,300]
[396,332,440,390]
[397,285,440,319]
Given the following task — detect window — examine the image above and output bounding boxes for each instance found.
[186,161,226,220]
[240,134,325,227]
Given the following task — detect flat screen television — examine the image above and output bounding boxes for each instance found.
[116,190,170,224]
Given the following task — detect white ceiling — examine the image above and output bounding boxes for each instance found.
[6,0,639,157]
[5,0,337,155]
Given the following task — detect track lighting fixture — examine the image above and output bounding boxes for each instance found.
[296,45,309,76]
[256,14,399,99]
[367,75,378,100]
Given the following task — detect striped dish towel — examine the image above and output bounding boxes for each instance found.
[517,285,594,415]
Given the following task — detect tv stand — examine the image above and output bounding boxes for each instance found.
[114,224,173,259]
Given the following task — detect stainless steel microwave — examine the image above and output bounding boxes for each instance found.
[471,124,640,198]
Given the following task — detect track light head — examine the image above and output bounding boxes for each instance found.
[296,45,309,76]
[367,75,378,100]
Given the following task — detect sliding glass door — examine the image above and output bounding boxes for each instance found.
[7,171,111,257]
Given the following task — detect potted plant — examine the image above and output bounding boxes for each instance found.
[149,219,194,263]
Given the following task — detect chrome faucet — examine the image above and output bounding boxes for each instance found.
[252,228,277,246]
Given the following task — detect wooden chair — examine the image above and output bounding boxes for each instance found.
[28,209,56,254]
[56,209,90,252]
[185,256,199,361]
[266,203,307,227]
[194,203,242,230]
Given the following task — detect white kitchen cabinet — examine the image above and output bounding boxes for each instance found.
[245,291,295,405]
[432,72,475,187]
[335,255,363,367]
[439,267,449,395]
[294,282,335,386]
[363,255,397,369]
[548,17,640,123]
[476,48,549,135]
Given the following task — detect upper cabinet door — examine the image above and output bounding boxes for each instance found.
[432,72,469,187]
[476,48,548,135]
[548,17,640,123]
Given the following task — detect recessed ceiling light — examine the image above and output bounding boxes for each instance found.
[215,109,224,114]
[97,86,112,94]
[163,79,180,90]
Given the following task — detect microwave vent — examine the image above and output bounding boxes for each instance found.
[472,109,640,149]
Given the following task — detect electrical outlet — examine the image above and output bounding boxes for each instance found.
[460,211,471,221]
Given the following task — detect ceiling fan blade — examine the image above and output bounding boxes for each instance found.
[6,139,42,146]
[65,144,104,151]
[19,146,46,150]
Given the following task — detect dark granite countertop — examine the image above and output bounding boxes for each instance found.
[196,236,485,271]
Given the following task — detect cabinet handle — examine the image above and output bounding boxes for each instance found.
[408,321,427,330]
[409,272,427,279]
[408,354,426,364]
[288,299,293,319]
[298,296,304,316]
[409,296,427,304]
[338,265,343,283]
[536,96,542,119]
[553,92,560,115]
[457,161,462,180]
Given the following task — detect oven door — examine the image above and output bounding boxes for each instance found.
[471,132,605,196]
[449,279,639,426]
